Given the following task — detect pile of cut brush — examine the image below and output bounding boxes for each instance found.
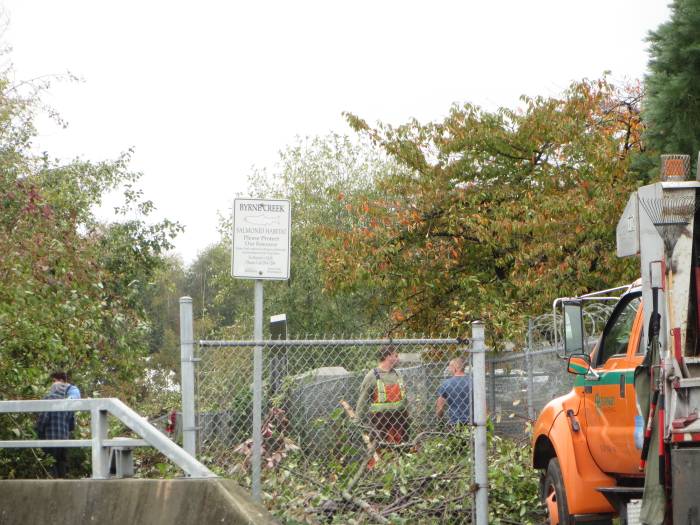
[226,407,542,524]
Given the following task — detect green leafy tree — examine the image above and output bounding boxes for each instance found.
[142,254,188,371]
[0,56,182,477]
[186,242,245,331]
[201,134,399,340]
[643,0,700,168]
[323,79,644,342]
[246,134,398,336]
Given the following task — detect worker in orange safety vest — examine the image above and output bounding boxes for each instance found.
[355,345,410,445]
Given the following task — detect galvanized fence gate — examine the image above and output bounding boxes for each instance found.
[180,298,487,525]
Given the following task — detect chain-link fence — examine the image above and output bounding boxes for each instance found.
[486,304,616,438]
[192,334,480,524]
[180,297,613,523]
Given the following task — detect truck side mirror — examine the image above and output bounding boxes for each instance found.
[563,300,584,356]
[567,354,591,375]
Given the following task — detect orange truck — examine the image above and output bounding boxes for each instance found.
[532,155,700,525]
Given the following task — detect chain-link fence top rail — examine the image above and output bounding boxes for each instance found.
[196,337,475,524]
[487,303,616,438]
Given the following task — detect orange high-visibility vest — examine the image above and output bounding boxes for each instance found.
[369,369,406,412]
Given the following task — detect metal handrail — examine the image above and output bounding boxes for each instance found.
[0,398,216,479]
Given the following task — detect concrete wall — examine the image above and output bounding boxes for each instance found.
[0,478,279,525]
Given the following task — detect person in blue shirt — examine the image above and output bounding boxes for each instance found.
[435,357,471,425]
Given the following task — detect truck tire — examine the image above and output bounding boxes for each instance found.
[543,458,571,525]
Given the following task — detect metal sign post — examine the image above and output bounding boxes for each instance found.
[232,198,291,502]
[252,279,263,500]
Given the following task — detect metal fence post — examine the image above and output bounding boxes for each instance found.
[526,318,535,421]
[252,280,264,502]
[489,360,496,416]
[91,408,109,479]
[472,321,488,525]
[180,296,197,459]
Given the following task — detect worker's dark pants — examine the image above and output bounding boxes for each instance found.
[45,448,68,478]
[371,409,410,444]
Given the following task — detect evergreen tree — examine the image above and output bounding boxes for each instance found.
[644,0,700,167]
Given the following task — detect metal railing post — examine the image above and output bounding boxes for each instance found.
[471,321,488,525]
[91,408,109,479]
[526,318,535,421]
[180,296,197,458]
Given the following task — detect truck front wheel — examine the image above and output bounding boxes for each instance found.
[544,458,571,525]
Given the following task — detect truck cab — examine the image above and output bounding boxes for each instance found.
[532,284,645,524]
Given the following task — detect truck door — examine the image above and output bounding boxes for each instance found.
[581,292,644,475]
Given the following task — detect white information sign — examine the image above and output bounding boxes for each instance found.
[232,198,291,280]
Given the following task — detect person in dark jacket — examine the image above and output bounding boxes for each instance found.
[36,378,74,478]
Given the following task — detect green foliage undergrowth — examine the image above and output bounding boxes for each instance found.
[487,434,543,524]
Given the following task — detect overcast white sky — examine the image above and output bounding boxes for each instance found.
[0,1,671,265]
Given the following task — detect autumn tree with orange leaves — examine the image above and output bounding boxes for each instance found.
[322,79,645,343]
